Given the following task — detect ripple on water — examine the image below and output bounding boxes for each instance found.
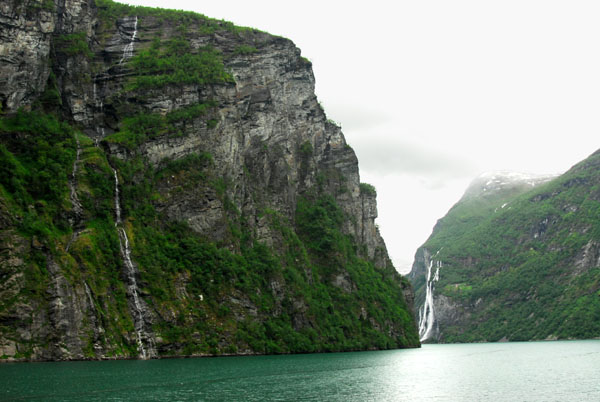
[1,341,599,401]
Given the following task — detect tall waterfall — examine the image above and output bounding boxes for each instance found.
[119,16,138,64]
[112,168,156,359]
[418,258,442,342]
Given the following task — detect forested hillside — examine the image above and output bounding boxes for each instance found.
[410,159,600,342]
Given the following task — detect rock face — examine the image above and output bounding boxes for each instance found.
[409,164,600,343]
[0,0,94,111]
[0,0,419,360]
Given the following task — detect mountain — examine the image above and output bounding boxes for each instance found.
[409,157,600,343]
[0,0,419,361]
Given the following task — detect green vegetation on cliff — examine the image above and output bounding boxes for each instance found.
[0,109,418,357]
[105,101,218,149]
[54,32,94,59]
[0,110,76,237]
[412,159,600,342]
[0,0,419,360]
[95,0,251,33]
[105,152,418,355]
[128,38,233,90]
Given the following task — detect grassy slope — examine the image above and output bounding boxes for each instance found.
[418,152,600,342]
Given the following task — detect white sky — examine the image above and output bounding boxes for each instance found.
[123,0,600,274]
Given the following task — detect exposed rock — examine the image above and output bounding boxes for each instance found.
[0,0,419,360]
[0,0,55,111]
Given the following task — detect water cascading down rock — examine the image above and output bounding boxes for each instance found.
[119,16,137,64]
[417,254,442,341]
[113,169,156,359]
[66,136,83,252]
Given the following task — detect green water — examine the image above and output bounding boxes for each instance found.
[2,341,599,401]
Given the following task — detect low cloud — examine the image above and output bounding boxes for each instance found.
[325,103,392,131]
[348,133,477,184]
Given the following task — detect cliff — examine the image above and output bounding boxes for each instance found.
[0,0,419,360]
[409,162,600,342]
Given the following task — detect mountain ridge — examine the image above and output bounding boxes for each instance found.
[409,154,600,342]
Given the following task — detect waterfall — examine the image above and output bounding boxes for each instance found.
[119,16,138,64]
[71,137,81,191]
[93,82,103,110]
[93,76,105,145]
[112,168,156,359]
[66,136,83,252]
[113,169,122,225]
[84,281,95,310]
[418,258,442,342]
[417,260,434,340]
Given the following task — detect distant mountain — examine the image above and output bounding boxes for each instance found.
[409,154,600,342]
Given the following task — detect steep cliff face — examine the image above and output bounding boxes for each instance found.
[0,0,419,360]
[409,164,600,343]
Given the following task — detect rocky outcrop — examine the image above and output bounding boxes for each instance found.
[0,0,55,110]
[92,12,390,266]
[0,0,419,360]
[0,0,94,111]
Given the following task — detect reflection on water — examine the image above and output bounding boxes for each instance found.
[1,341,599,401]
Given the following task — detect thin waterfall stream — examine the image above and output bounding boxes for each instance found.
[93,79,105,145]
[66,136,83,252]
[93,38,154,357]
[112,168,156,359]
[119,16,138,64]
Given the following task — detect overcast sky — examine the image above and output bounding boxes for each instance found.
[123,0,600,274]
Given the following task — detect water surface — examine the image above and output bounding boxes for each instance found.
[2,340,599,401]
